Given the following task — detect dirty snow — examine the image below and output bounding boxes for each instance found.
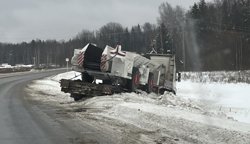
[26,71,250,144]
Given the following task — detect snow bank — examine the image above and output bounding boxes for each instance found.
[0,64,34,73]
[26,71,81,103]
[0,64,33,68]
[0,63,12,68]
[15,64,33,68]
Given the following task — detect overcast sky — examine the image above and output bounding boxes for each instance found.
[0,0,204,43]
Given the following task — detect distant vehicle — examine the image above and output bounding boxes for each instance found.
[60,43,179,101]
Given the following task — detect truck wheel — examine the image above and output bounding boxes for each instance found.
[145,73,154,93]
[159,88,166,95]
[127,67,140,92]
[71,94,84,101]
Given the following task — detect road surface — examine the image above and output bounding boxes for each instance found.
[0,70,114,144]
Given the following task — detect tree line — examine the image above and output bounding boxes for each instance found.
[186,0,250,71]
[1,0,250,71]
[0,22,172,68]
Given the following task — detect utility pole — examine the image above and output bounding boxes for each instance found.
[150,39,157,54]
[66,58,69,72]
[33,57,36,67]
[182,28,186,71]
[240,34,243,70]
[38,47,40,68]
[47,55,49,68]
[235,35,238,70]
[160,27,164,54]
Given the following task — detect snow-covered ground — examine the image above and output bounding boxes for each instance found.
[26,71,250,143]
[178,80,250,124]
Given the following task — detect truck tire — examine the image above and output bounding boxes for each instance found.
[127,67,140,92]
[159,88,176,95]
[71,94,84,101]
[145,73,154,93]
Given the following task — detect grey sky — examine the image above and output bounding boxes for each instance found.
[0,0,204,43]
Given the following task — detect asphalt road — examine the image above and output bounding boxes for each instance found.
[0,70,114,144]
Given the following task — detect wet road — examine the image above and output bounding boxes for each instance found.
[0,70,113,144]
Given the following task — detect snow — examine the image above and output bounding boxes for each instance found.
[0,64,34,74]
[51,71,81,82]
[102,102,250,133]
[15,64,33,68]
[182,71,250,83]
[179,71,250,124]
[0,63,12,68]
[26,71,250,143]
[26,71,81,103]
[0,64,33,68]
[177,80,250,124]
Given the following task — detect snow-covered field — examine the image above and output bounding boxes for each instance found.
[178,80,250,124]
[26,71,250,143]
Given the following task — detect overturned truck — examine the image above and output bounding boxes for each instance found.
[61,43,179,101]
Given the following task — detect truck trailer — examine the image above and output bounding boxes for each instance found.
[60,43,179,101]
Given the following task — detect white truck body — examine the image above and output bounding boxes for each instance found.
[72,44,158,81]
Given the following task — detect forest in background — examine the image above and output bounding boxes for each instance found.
[0,0,250,71]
